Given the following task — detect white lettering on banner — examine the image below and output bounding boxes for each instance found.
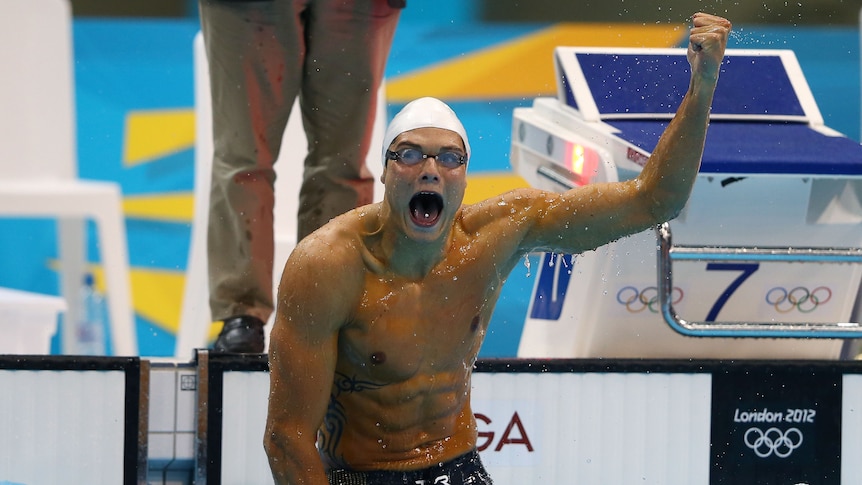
[733,408,816,424]
[784,408,816,423]
[733,408,784,423]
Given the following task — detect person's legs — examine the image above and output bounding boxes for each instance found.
[199,0,306,349]
[296,0,401,240]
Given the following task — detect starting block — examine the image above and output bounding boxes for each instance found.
[512,47,862,359]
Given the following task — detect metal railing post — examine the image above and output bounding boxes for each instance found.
[656,222,862,338]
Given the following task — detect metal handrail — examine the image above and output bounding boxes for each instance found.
[656,222,862,338]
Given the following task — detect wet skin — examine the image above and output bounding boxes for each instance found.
[264,12,731,485]
[268,128,511,473]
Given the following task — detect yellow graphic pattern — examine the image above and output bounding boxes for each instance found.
[386,23,685,102]
[123,109,195,166]
[123,193,194,222]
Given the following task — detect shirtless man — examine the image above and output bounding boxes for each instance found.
[265,13,731,485]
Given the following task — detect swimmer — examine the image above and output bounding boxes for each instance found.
[265,12,731,485]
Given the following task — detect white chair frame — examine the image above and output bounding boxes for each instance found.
[0,0,136,355]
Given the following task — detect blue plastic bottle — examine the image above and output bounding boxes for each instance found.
[74,273,106,356]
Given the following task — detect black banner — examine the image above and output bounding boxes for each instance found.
[710,363,842,484]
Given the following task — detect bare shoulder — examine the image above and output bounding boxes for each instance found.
[271,212,373,350]
[451,187,554,266]
[277,212,369,307]
[459,186,550,233]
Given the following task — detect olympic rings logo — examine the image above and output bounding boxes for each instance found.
[616,286,683,313]
[744,427,803,458]
[765,286,832,314]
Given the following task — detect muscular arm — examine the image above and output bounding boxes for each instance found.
[264,234,357,485]
[515,13,731,254]
[632,12,730,227]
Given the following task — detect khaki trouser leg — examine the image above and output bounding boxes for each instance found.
[200,0,400,321]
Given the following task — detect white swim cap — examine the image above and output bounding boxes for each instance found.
[382,97,471,166]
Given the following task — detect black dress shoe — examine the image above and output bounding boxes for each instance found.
[212,315,266,353]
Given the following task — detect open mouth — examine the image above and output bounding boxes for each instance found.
[409,191,444,227]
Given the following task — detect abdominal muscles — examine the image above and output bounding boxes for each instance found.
[319,366,477,471]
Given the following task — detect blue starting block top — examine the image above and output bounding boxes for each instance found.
[554,47,862,176]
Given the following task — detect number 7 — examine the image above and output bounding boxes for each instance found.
[704,263,760,321]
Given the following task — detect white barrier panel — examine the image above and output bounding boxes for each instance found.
[220,371,271,485]
[842,374,862,479]
[212,367,712,484]
[201,354,862,484]
[0,357,145,485]
[5,355,860,484]
[470,371,711,484]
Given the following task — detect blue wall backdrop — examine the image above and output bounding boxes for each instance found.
[0,5,859,357]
